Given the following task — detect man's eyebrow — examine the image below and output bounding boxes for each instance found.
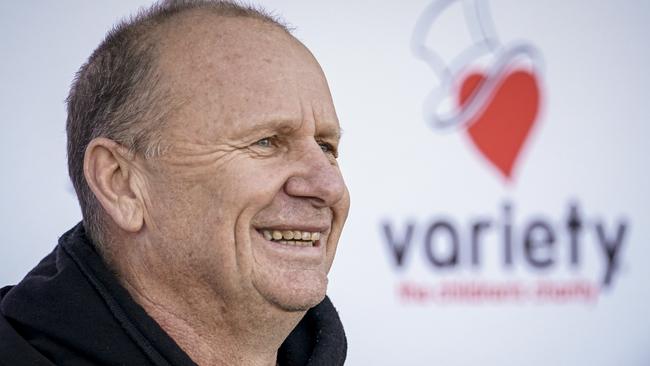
[241,118,343,140]
[317,125,343,140]
[239,118,299,136]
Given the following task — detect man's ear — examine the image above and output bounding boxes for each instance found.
[83,137,145,233]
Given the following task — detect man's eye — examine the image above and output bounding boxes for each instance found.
[255,137,274,147]
[318,141,338,158]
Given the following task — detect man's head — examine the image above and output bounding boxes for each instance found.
[67,0,292,253]
[67,0,350,313]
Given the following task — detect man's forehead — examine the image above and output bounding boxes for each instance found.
[154,12,320,96]
[151,10,338,144]
[156,11,299,66]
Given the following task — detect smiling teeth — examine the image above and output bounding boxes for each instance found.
[261,229,320,246]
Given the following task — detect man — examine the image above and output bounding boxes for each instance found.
[0,1,350,365]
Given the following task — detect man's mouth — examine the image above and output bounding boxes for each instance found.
[258,229,321,247]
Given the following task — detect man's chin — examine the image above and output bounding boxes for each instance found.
[253,271,328,312]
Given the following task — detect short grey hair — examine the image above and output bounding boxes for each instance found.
[66,0,291,253]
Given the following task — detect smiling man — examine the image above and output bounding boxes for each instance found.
[0,1,350,365]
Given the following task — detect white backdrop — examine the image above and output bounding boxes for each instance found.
[1,1,649,365]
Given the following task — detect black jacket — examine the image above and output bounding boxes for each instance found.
[0,223,347,365]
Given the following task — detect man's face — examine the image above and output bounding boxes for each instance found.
[137,15,349,312]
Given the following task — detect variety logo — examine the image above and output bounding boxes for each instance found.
[378,0,629,305]
[411,0,543,181]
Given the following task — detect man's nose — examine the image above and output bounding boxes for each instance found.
[284,141,346,207]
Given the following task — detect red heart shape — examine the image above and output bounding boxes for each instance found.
[457,69,541,181]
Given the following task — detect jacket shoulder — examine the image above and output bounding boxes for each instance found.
[0,311,55,366]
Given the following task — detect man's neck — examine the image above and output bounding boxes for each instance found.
[118,273,304,366]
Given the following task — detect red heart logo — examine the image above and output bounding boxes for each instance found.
[457,69,541,181]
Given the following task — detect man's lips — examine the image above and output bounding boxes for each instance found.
[251,225,330,266]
